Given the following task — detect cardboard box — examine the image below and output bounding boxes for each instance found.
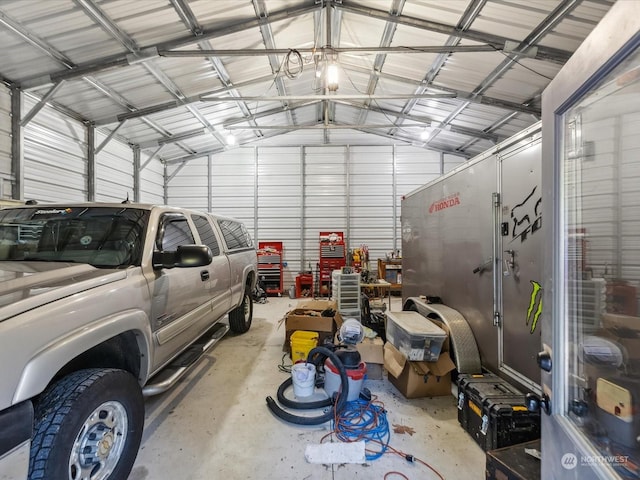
[284,299,342,354]
[358,336,384,380]
[384,342,455,398]
[357,337,384,364]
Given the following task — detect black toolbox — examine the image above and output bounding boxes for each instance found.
[486,439,541,480]
[458,373,540,451]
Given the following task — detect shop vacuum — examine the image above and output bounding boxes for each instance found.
[266,319,368,425]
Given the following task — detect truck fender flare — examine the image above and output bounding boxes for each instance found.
[13,310,153,404]
[242,264,257,289]
[403,297,483,374]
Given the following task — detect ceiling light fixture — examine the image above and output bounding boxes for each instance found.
[327,61,339,92]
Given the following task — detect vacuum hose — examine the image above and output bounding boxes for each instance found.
[266,346,350,425]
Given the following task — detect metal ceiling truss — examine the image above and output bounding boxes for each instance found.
[356,0,405,126]
[422,0,580,147]
[1,0,593,164]
[334,1,572,64]
[388,0,486,137]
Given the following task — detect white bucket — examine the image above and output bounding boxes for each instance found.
[291,363,316,397]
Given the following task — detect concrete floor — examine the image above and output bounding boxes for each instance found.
[128,296,485,480]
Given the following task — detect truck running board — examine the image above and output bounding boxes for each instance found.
[142,322,230,397]
[403,297,482,374]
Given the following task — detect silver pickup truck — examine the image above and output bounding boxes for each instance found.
[0,202,258,480]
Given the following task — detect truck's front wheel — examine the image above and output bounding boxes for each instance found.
[29,368,144,480]
[229,286,253,334]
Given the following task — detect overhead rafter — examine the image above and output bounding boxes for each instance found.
[356,0,405,126]
[200,93,456,101]
[20,2,320,89]
[334,100,502,142]
[159,45,500,57]
[335,1,572,64]
[422,0,578,147]
[389,0,487,137]
[339,61,541,116]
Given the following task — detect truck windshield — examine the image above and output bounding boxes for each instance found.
[0,206,149,268]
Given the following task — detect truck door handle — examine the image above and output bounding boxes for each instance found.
[200,270,210,281]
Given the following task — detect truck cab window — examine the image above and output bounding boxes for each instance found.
[159,217,194,251]
[192,215,220,256]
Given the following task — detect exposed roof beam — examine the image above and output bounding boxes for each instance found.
[169,0,203,36]
[159,45,497,57]
[389,0,487,136]
[93,72,280,125]
[171,0,261,139]
[225,123,430,130]
[20,3,319,89]
[340,61,540,116]
[73,0,138,53]
[200,93,457,101]
[354,127,471,158]
[253,0,296,125]
[138,128,207,149]
[223,101,321,127]
[336,1,572,64]
[165,129,287,165]
[357,0,405,125]
[334,100,501,142]
[0,10,74,68]
[423,0,578,147]
[74,0,225,151]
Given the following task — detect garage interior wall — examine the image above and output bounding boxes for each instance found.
[0,83,165,205]
[167,143,465,288]
[2,79,472,290]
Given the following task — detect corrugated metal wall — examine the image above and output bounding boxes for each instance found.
[23,95,87,202]
[95,130,134,203]
[0,88,165,205]
[139,151,165,204]
[168,145,465,289]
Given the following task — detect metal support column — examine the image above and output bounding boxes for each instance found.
[87,124,95,201]
[300,146,306,271]
[392,144,398,253]
[207,153,212,212]
[10,86,23,201]
[133,145,140,202]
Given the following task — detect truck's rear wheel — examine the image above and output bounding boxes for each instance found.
[29,368,144,480]
[229,286,253,333]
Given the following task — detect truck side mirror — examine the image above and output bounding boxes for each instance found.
[152,245,212,269]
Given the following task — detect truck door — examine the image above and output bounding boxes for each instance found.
[498,137,543,392]
[191,214,232,319]
[540,3,640,477]
[150,213,212,368]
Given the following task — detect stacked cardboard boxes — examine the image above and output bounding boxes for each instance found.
[284,299,343,356]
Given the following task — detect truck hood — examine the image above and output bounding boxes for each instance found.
[0,262,128,322]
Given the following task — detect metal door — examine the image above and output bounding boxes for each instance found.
[499,138,543,393]
[541,2,640,478]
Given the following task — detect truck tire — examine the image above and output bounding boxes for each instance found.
[229,286,253,334]
[29,368,144,480]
